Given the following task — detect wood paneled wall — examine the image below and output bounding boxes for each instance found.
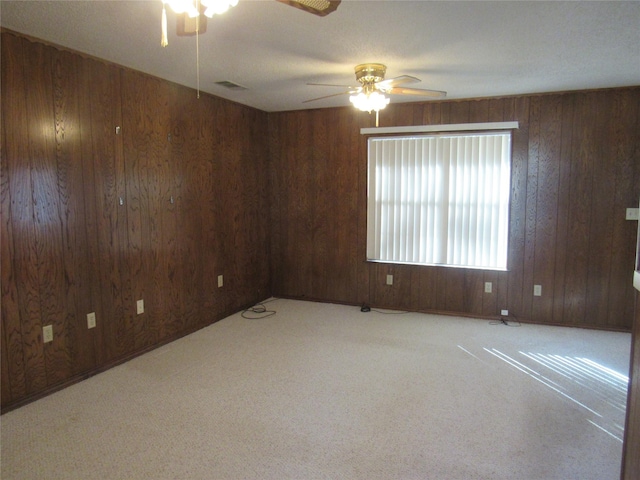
[1,32,270,411]
[2,28,639,413]
[269,89,640,330]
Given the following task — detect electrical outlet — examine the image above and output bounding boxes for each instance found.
[626,208,639,220]
[501,309,509,316]
[87,312,96,329]
[484,282,492,293]
[218,275,224,288]
[43,325,53,343]
[136,299,144,315]
[386,274,393,286]
[534,285,542,296]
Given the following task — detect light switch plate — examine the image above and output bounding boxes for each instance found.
[87,312,96,329]
[626,208,639,220]
[136,299,144,315]
[386,274,393,286]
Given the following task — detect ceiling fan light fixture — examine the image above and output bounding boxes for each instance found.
[202,0,239,17]
[349,91,390,113]
[164,0,238,19]
[166,0,199,17]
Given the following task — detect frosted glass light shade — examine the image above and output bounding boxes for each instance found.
[349,91,390,113]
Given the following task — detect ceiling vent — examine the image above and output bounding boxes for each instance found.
[215,81,248,91]
[276,0,341,17]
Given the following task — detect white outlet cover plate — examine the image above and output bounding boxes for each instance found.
[626,208,639,220]
[137,299,144,315]
[43,325,53,343]
[87,312,96,329]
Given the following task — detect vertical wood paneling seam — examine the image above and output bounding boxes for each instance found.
[524,97,541,321]
[44,47,73,383]
[52,50,80,378]
[605,91,639,327]
[77,59,97,359]
[583,97,599,326]
[553,94,574,324]
[603,92,623,326]
[25,41,59,391]
[2,34,30,398]
[551,100,563,321]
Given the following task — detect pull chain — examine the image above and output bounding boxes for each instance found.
[196,0,201,98]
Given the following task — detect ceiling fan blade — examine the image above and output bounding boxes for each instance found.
[377,75,420,89]
[302,90,355,103]
[307,82,355,88]
[276,0,341,17]
[388,87,447,98]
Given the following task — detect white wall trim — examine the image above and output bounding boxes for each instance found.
[361,121,519,135]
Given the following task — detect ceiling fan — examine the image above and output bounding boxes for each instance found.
[171,0,341,37]
[305,63,447,125]
[162,0,342,97]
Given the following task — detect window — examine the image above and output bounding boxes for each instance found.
[366,131,512,270]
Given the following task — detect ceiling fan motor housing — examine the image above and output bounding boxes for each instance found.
[354,63,387,84]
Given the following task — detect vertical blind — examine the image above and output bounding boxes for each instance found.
[366,132,511,270]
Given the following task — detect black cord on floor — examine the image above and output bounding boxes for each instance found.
[360,304,409,315]
[371,309,409,315]
[242,298,277,319]
[490,313,521,327]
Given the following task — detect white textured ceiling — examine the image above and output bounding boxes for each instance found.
[1,0,639,112]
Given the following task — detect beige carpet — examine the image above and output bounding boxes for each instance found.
[0,298,631,479]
